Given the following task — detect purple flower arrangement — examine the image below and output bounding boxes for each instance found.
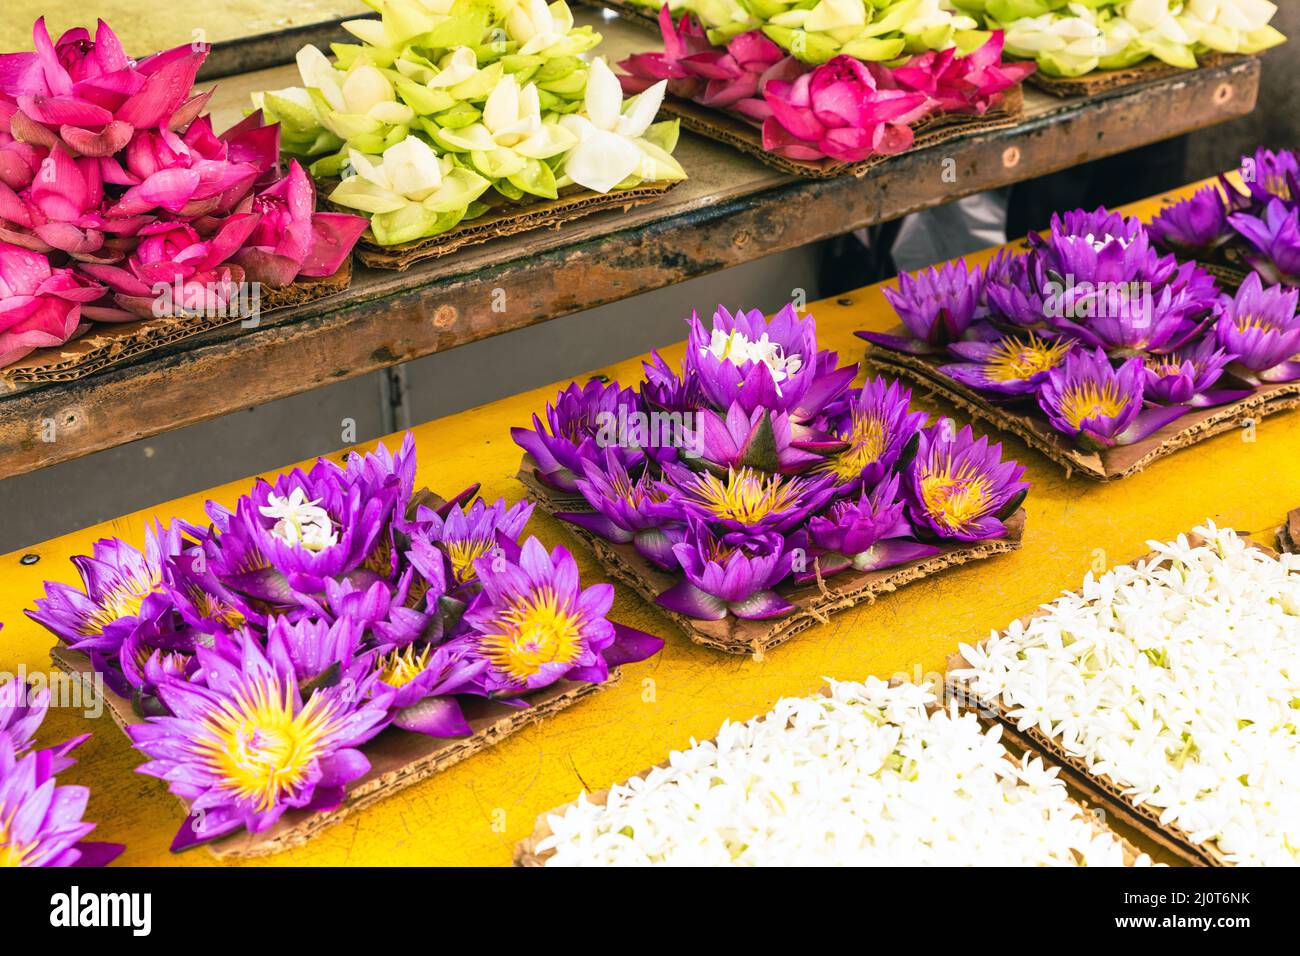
[26,435,663,850]
[515,304,1028,623]
[0,632,124,866]
[0,18,369,368]
[860,203,1296,454]
[1151,147,1300,289]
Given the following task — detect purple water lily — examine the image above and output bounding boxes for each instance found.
[860,259,985,353]
[369,636,487,737]
[27,520,190,657]
[1143,338,1248,406]
[984,251,1050,330]
[940,332,1074,396]
[903,423,1028,542]
[1032,208,1174,289]
[1213,272,1300,383]
[464,536,663,694]
[693,402,833,475]
[558,448,683,570]
[665,463,837,536]
[816,376,927,489]
[657,521,796,621]
[511,378,646,492]
[1229,198,1300,288]
[685,304,855,418]
[128,632,394,850]
[1037,348,1188,449]
[1149,186,1234,259]
[0,742,124,866]
[803,474,940,581]
[407,494,534,589]
[1240,147,1298,208]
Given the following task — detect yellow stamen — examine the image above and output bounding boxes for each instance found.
[478,586,584,684]
[687,467,804,523]
[80,578,156,637]
[819,408,888,484]
[984,334,1072,383]
[445,536,495,584]
[375,644,432,688]
[186,585,245,629]
[1058,380,1130,429]
[192,677,342,812]
[919,457,994,534]
[0,815,35,867]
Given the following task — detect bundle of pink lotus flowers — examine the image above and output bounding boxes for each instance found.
[0,18,369,368]
[619,8,1033,165]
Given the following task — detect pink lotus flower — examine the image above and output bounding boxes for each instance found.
[0,18,208,158]
[0,240,102,363]
[79,215,258,320]
[619,11,804,125]
[891,32,1034,116]
[0,146,105,256]
[232,160,367,288]
[762,56,929,164]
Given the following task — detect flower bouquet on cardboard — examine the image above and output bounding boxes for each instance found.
[252,0,686,256]
[0,18,369,371]
[1150,146,1300,290]
[858,203,1300,478]
[514,304,1028,653]
[27,434,663,854]
[958,0,1285,82]
[617,6,1031,171]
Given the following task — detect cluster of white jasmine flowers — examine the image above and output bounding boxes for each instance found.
[536,678,1145,866]
[260,489,339,552]
[704,329,804,384]
[955,523,1300,866]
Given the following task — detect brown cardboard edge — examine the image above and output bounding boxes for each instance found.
[865,343,1300,481]
[1277,506,1300,554]
[942,530,1287,868]
[1,261,354,386]
[514,685,1148,866]
[354,182,678,271]
[1026,53,1239,98]
[51,646,620,860]
[660,85,1023,180]
[516,455,1023,656]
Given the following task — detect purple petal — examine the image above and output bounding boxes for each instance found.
[656,580,727,621]
[601,623,665,666]
[392,696,472,737]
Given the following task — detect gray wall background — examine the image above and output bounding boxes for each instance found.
[2,29,1296,553]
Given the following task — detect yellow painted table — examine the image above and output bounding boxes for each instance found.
[3,183,1297,867]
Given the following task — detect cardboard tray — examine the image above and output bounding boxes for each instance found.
[661,84,1024,180]
[0,261,353,386]
[1026,53,1239,98]
[353,181,679,271]
[51,643,618,859]
[514,686,1150,866]
[944,529,1289,868]
[1277,506,1300,554]
[865,338,1300,481]
[517,454,1024,656]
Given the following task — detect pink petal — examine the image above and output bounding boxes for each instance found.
[17,94,112,127]
[297,212,366,279]
[60,119,133,157]
[116,52,204,129]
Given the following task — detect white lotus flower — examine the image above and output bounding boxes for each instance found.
[558,58,685,194]
[505,0,577,55]
[295,45,414,142]
[432,75,577,180]
[330,136,491,245]
[1179,0,1285,53]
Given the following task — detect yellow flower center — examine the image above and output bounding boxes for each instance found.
[192,677,342,812]
[186,585,245,629]
[445,535,495,583]
[0,815,35,867]
[80,578,156,637]
[820,409,888,483]
[919,458,994,534]
[479,586,584,684]
[375,644,432,688]
[985,334,1072,382]
[688,467,804,523]
[1233,313,1278,334]
[1058,380,1130,429]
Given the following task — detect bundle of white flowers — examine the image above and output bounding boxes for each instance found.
[955,522,1300,866]
[535,678,1145,865]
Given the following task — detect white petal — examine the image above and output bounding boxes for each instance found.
[584,58,623,132]
[616,80,665,139]
[295,45,345,112]
[564,129,641,193]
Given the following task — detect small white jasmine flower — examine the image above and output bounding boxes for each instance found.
[259,488,338,552]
